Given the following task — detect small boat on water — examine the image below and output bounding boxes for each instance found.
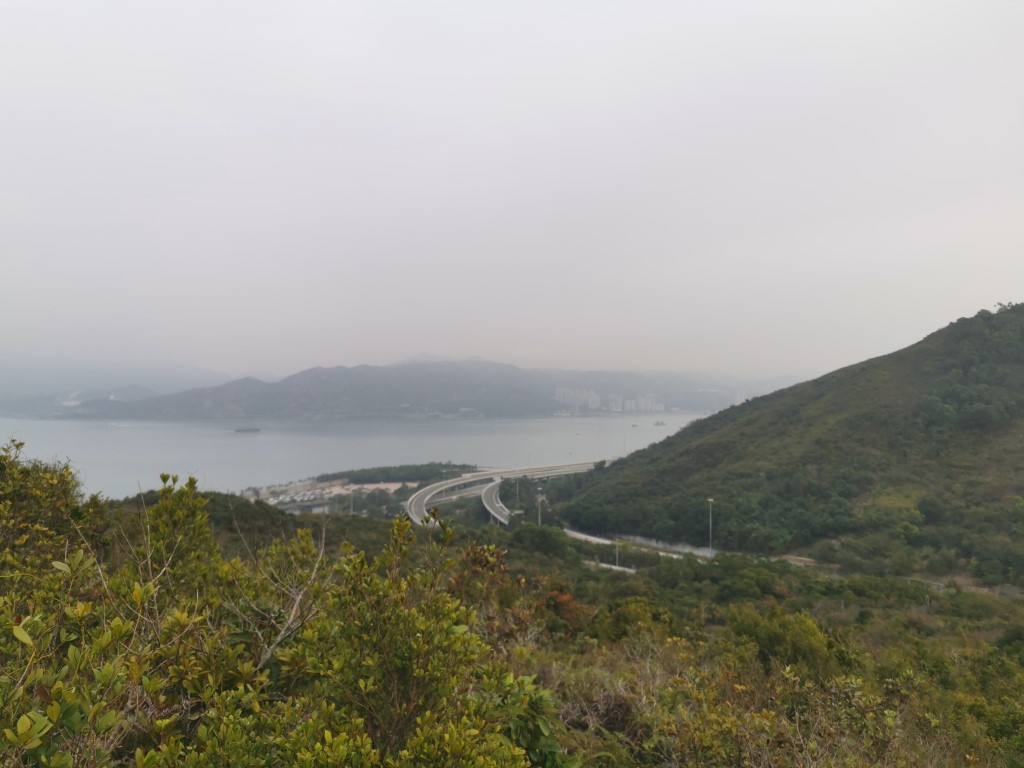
[234,427,261,433]
[654,420,667,426]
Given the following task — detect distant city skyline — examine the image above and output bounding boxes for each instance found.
[555,388,666,415]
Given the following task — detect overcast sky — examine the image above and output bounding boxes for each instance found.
[2,1,1022,382]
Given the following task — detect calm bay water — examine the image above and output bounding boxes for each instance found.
[0,412,701,498]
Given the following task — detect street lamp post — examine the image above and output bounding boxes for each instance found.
[708,498,714,551]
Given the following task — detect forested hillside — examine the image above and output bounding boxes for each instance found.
[8,442,1024,766]
[558,304,1024,583]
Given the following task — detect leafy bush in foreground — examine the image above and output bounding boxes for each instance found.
[0,441,567,767]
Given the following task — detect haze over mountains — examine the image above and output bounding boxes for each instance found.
[17,360,787,421]
[0,355,233,418]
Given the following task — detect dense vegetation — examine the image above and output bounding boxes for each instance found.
[9,440,1024,766]
[558,303,1024,583]
[1,443,565,767]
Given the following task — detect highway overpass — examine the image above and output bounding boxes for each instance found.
[405,461,596,525]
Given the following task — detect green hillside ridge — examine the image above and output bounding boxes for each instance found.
[559,303,1024,584]
[12,443,1024,765]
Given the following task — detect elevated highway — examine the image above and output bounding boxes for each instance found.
[481,478,512,524]
[405,461,596,526]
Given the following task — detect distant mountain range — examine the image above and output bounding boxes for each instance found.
[17,360,786,421]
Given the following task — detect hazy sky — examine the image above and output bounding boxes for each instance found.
[3,1,1022,381]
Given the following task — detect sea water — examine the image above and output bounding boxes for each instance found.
[0,412,700,498]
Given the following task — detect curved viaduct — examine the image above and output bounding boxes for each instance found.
[405,462,596,526]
